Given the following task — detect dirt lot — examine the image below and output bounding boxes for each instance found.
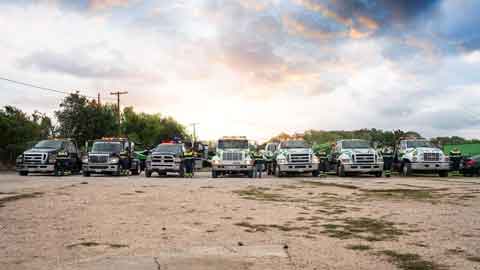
[1,172,480,270]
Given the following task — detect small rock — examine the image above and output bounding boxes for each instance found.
[162,227,166,231]
[283,244,289,249]
[80,182,88,185]
[238,241,244,246]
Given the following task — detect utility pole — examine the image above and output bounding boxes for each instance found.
[190,123,199,146]
[110,91,128,137]
[97,93,101,105]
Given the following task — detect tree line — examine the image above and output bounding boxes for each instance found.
[0,93,187,164]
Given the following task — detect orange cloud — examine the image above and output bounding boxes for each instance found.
[283,16,344,40]
[89,0,131,11]
[293,0,352,26]
[357,15,379,31]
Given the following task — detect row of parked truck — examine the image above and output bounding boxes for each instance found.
[15,135,467,178]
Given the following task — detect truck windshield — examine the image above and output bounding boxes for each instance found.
[33,140,64,149]
[91,142,123,153]
[406,140,432,148]
[342,140,370,149]
[281,141,309,149]
[218,140,248,149]
[154,144,183,154]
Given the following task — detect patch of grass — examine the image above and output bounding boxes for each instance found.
[66,242,128,249]
[0,192,44,207]
[234,221,308,233]
[379,250,446,270]
[466,256,480,263]
[346,244,371,251]
[320,217,404,241]
[361,188,447,202]
[302,181,358,190]
[200,186,215,189]
[233,186,304,202]
[134,190,145,193]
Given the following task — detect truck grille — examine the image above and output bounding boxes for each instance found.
[289,154,310,163]
[89,155,109,163]
[424,152,440,162]
[24,153,45,164]
[354,154,375,164]
[223,152,243,161]
[152,155,174,163]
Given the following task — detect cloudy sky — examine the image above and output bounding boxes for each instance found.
[0,0,479,141]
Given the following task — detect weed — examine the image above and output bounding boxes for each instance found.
[379,250,445,270]
[320,217,404,241]
[233,186,304,202]
[466,256,480,262]
[67,242,128,249]
[302,181,358,190]
[0,192,44,207]
[234,221,308,233]
[346,244,371,251]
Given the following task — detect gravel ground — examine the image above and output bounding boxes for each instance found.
[1,172,480,270]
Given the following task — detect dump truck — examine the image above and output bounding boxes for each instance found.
[16,138,81,176]
[393,138,449,177]
[82,137,140,176]
[211,136,254,178]
[271,140,320,177]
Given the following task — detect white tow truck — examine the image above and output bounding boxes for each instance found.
[331,139,383,177]
[211,136,254,178]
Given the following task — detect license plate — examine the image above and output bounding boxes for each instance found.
[225,166,237,170]
[95,169,102,173]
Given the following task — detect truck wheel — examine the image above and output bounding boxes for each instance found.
[19,171,28,176]
[439,171,449,177]
[312,170,320,177]
[82,171,90,177]
[247,170,254,178]
[212,170,218,178]
[275,166,283,177]
[401,162,412,176]
[145,170,152,178]
[337,164,346,177]
[374,171,383,177]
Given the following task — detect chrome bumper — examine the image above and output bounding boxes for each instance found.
[343,163,383,172]
[278,163,319,172]
[148,162,181,171]
[84,164,120,173]
[16,164,55,173]
[411,162,449,171]
[212,164,253,171]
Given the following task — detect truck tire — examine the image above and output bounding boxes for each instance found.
[337,164,346,177]
[401,162,412,176]
[145,170,152,178]
[374,171,383,177]
[82,171,90,177]
[438,171,448,177]
[19,171,28,176]
[312,170,320,177]
[275,166,283,177]
[247,170,254,178]
[212,170,218,178]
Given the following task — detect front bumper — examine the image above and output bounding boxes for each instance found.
[411,162,449,171]
[84,164,120,173]
[212,164,253,172]
[343,163,383,173]
[278,163,319,172]
[16,164,55,173]
[148,162,181,172]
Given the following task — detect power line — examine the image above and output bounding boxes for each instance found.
[0,76,113,101]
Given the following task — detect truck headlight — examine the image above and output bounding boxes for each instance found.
[444,156,449,162]
[16,155,23,164]
[278,158,287,164]
[147,155,152,162]
[174,157,182,163]
[340,158,351,163]
[412,157,418,162]
[48,154,57,164]
[245,159,253,165]
[109,157,120,164]
[82,156,89,163]
[312,156,320,163]
[212,159,220,165]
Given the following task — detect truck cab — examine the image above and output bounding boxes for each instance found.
[211,136,254,178]
[273,140,320,177]
[82,137,140,176]
[145,142,185,177]
[394,139,449,177]
[16,139,81,176]
[332,139,383,177]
